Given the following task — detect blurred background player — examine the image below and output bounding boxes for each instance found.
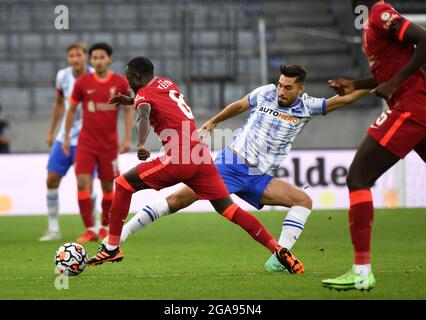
[0,103,11,154]
[117,65,369,272]
[322,0,426,290]
[87,57,304,275]
[39,42,94,241]
[63,42,133,243]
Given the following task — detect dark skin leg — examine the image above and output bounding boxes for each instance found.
[346,135,400,191]
[210,196,234,214]
[123,168,150,191]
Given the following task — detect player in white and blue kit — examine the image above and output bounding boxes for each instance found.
[40,42,94,241]
[113,64,369,271]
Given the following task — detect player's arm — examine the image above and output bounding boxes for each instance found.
[329,77,377,96]
[374,22,426,99]
[120,106,133,154]
[135,103,151,161]
[62,100,78,157]
[325,89,370,113]
[199,95,250,135]
[62,78,82,157]
[45,93,65,147]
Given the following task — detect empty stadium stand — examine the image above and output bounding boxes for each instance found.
[0,0,424,151]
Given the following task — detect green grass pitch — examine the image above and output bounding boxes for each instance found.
[0,209,425,299]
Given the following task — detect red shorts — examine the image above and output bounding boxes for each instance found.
[135,154,229,200]
[75,146,119,180]
[368,108,426,162]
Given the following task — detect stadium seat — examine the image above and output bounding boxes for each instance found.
[0,88,31,116]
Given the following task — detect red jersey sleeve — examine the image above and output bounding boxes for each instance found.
[370,4,412,42]
[133,88,153,111]
[69,76,84,105]
[120,79,132,97]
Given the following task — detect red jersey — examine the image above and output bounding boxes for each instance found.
[133,76,200,149]
[363,1,426,124]
[70,71,130,151]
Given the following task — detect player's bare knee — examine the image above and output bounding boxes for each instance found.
[77,177,90,191]
[46,175,61,189]
[296,193,312,210]
[100,180,113,193]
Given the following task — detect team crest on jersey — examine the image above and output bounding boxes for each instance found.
[381,12,391,21]
[110,87,116,97]
[382,13,399,30]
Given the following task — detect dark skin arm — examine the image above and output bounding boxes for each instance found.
[135,104,151,160]
[109,93,151,160]
[373,23,426,99]
[329,77,378,96]
[331,23,426,99]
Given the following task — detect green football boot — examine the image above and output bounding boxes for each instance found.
[264,254,287,273]
[322,268,376,291]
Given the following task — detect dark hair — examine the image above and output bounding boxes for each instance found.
[89,42,113,57]
[280,64,307,84]
[127,56,154,76]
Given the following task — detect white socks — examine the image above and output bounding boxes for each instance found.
[46,188,59,232]
[278,205,311,250]
[354,264,372,276]
[120,198,170,243]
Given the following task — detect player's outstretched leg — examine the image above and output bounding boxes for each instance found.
[88,169,148,266]
[322,136,399,290]
[211,197,304,274]
[259,178,312,272]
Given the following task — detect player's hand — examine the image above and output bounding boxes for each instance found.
[108,94,134,106]
[198,120,217,140]
[370,80,398,100]
[62,139,71,157]
[328,78,355,96]
[119,139,131,154]
[137,146,150,161]
[45,132,54,148]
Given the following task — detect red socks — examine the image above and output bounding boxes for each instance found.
[108,178,134,246]
[78,190,94,229]
[349,189,374,264]
[101,192,114,227]
[222,204,278,253]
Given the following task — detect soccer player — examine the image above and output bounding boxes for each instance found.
[86,57,311,274]
[116,64,369,272]
[63,43,133,243]
[322,0,426,290]
[39,42,94,241]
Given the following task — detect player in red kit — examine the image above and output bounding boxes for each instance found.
[63,43,133,243]
[323,0,426,290]
[87,56,304,275]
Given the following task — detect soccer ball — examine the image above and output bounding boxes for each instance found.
[55,242,88,276]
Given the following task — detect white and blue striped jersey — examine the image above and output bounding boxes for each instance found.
[229,84,327,174]
[55,66,93,146]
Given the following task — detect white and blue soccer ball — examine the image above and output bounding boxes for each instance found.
[55,242,88,276]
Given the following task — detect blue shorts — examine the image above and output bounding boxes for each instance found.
[47,140,77,176]
[214,148,274,209]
